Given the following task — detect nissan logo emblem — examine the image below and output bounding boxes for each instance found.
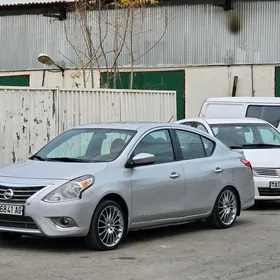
[3,189,14,200]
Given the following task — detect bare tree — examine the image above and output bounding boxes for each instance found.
[60,0,168,89]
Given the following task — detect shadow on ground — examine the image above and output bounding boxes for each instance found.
[247,201,280,211]
[0,218,251,253]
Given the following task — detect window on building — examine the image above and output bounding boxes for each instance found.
[0,75,30,86]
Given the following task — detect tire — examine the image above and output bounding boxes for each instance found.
[0,232,22,240]
[84,200,127,251]
[208,187,239,229]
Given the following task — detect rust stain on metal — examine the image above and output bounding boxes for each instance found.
[52,90,56,118]
[34,118,42,124]
[47,119,51,142]
[12,150,16,163]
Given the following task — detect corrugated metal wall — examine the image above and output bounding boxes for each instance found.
[1,0,280,70]
[0,87,57,166]
[58,89,176,132]
[0,87,176,166]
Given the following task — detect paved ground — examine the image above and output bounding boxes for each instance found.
[1,202,280,280]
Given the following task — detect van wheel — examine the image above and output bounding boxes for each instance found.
[208,187,238,229]
[85,200,126,251]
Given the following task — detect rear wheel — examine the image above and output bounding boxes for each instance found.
[84,200,126,251]
[0,232,22,240]
[209,187,238,229]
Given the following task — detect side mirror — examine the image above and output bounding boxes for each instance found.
[127,153,155,167]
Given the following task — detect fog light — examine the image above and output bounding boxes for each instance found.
[61,218,70,226]
[49,217,77,228]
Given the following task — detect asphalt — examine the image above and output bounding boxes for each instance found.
[1,202,280,280]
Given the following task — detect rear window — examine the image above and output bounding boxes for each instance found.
[246,105,280,127]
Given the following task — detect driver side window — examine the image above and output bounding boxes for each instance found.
[194,123,208,133]
[133,130,174,164]
[259,128,280,144]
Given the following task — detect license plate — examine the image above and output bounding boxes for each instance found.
[0,204,24,216]
[270,181,280,188]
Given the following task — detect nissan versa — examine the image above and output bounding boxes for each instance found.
[0,122,254,250]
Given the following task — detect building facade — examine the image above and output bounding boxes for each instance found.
[0,0,280,118]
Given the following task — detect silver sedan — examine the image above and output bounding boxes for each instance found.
[0,122,254,250]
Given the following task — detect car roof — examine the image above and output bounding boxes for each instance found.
[72,121,193,131]
[204,97,280,104]
[177,118,269,125]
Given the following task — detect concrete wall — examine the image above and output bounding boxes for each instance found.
[185,65,276,117]
[0,69,100,89]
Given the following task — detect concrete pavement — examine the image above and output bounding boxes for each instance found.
[1,202,280,280]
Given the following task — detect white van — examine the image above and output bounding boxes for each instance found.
[199,97,280,129]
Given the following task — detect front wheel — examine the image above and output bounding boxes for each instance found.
[208,187,239,229]
[84,200,126,251]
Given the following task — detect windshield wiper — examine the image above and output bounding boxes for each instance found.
[29,155,46,161]
[228,145,243,149]
[45,157,90,163]
[241,144,280,148]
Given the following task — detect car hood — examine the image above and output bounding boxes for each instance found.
[0,160,108,180]
[243,149,280,168]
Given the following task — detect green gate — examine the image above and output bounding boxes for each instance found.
[0,75,29,86]
[101,71,185,120]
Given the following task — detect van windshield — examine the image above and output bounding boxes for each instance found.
[210,123,280,149]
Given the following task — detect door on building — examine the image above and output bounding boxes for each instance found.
[275,67,280,97]
[101,71,185,120]
[0,75,30,86]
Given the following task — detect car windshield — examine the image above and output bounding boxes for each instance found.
[30,128,137,163]
[210,123,280,149]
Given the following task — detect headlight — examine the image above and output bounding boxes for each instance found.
[43,175,94,203]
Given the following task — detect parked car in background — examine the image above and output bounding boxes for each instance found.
[199,97,280,129]
[176,118,280,201]
[0,122,254,250]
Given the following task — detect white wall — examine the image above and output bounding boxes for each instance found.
[185,65,276,117]
[1,65,277,120]
[0,69,100,89]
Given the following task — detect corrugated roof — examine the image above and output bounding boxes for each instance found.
[0,0,74,6]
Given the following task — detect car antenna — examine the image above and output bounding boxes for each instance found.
[168,115,174,123]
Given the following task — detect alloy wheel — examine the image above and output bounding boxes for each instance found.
[97,205,124,248]
[218,189,237,226]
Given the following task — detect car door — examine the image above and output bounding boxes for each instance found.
[173,129,221,216]
[129,129,186,226]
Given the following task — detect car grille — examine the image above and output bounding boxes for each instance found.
[0,185,45,204]
[258,187,280,196]
[253,168,279,178]
[0,214,38,229]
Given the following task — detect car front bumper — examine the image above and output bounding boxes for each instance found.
[0,190,99,237]
[254,176,280,201]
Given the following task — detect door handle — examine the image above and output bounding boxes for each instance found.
[214,167,223,174]
[170,172,180,179]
